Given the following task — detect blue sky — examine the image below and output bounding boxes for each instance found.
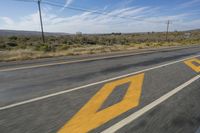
[0,0,200,33]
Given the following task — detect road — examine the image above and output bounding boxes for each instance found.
[0,45,200,133]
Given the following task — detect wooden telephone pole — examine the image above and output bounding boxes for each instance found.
[166,20,171,41]
[37,0,45,43]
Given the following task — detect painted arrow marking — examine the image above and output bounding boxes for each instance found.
[58,73,145,133]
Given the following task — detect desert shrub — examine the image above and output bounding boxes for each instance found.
[63,39,73,45]
[8,36,18,41]
[34,44,52,52]
[57,44,70,50]
[17,43,27,49]
[22,37,30,41]
[0,44,6,49]
[6,42,18,47]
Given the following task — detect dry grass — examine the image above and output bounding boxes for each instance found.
[0,42,198,62]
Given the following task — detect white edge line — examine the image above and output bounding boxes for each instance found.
[0,54,199,111]
[0,51,156,72]
[0,46,194,72]
[102,74,200,133]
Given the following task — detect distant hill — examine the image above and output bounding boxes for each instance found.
[187,29,200,32]
[0,29,199,37]
[0,29,70,36]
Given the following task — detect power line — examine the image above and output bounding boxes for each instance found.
[10,0,167,24]
[11,0,35,3]
[11,0,46,42]
[43,0,166,24]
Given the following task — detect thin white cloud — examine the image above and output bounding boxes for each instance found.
[1,17,14,25]
[64,0,74,7]
[180,0,200,8]
[0,7,199,33]
[59,0,75,11]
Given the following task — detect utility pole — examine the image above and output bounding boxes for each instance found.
[37,0,45,43]
[166,20,170,41]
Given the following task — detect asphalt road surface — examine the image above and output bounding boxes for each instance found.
[0,45,200,133]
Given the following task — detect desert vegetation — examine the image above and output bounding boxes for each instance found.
[0,30,199,61]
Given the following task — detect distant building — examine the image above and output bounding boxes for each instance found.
[76,32,82,35]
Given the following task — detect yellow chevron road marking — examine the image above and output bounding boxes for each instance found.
[58,73,145,133]
[184,58,200,73]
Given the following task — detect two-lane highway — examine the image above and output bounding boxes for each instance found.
[0,46,200,133]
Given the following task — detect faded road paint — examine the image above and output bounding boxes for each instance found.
[58,73,144,133]
[184,58,200,73]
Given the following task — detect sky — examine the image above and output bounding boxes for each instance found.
[0,0,200,33]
